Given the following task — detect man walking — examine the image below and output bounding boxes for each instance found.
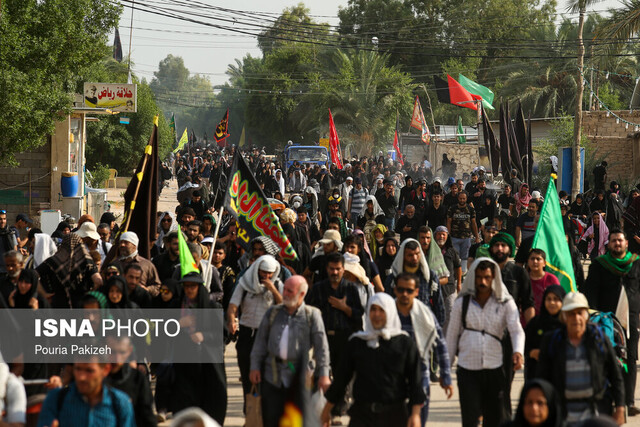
[447,191,479,273]
[384,239,446,326]
[306,252,363,421]
[537,292,625,423]
[395,272,453,424]
[250,275,331,427]
[446,258,524,427]
[37,357,136,427]
[0,210,18,274]
[584,229,640,415]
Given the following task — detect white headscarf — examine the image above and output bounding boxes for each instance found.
[274,169,286,195]
[33,233,58,267]
[156,211,178,248]
[458,257,511,303]
[359,195,384,218]
[350,293,407,348]
[391,238,431,283]
[238,255,281,295]
[410,299,438,361]
[171,407,221,427]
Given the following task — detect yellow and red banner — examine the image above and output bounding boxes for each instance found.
[410,96,431,144]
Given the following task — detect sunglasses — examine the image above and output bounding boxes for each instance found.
[160,288,171,294]
[161,218,172,223]
[0,210,5,214]
[395,287,416,295]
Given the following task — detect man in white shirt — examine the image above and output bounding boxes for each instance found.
[445,257,524,427]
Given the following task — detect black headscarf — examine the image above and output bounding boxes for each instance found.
[524,285,566,380]
[510,379,563,427]
[375,235,398,284]
[606,192,624,230]
[102,275,134,309]
[51,221,71,240]
[153,278,182,308]
[13,269,39,308]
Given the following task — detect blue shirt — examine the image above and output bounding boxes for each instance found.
[37,383,135,427]
[398,310,452,387]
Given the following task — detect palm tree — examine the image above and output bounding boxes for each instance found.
[567,0,601,198]
[500,22,578,117]
[325,49,412,156]
[597,0,640,43]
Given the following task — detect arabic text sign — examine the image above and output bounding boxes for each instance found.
[83,83,137,112]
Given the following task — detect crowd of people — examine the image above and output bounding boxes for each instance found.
[0,145,639,427]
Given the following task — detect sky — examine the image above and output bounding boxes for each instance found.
[117,0,348,87]
[115,0,624,88]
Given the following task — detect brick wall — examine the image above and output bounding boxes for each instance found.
[0,139,52,226]
[581,111,640,183]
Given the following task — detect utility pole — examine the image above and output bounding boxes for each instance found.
[572,2,586,199]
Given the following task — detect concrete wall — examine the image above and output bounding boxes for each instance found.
[581,111,640,183]
[0,140,52,226]
[429,142,481,177]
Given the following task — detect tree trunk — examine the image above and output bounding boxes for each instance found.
[572,5,585,198]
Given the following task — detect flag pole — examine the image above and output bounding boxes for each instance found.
[122,117,156,232]
[204,207,225,284]
[421,84,438,142]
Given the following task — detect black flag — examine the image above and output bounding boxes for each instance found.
[119,117,159,259]
[223,152,297,261]
[113,28,123,63]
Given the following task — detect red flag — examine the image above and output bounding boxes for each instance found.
[328,109,343,169]
[393,114,404,165]
[433,75,481,111]
[447,75,481,110]
[393,130,404,165]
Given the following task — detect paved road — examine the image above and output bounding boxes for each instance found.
[106,179,640,426]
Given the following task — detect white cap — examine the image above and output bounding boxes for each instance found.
[120,231,139,247]
[75,222,100,241]
[562,292,589,312]
[531,190,542,199]
[318,229,343,250]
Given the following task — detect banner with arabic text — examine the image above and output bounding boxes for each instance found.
[223,153,298,260]
[83,83,137,112]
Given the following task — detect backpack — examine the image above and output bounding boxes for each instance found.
[589,311,628,369]
[460,294,503,344]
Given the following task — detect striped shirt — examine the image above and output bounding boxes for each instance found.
[349,187,368,214]
[565,341,594,422]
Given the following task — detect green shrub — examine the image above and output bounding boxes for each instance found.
[88,162,111,189]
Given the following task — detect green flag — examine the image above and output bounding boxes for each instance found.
[458,74,495,110]
[173,127,188,153]
[532,176,577,292]
[457,116,466,144]
[177,229,200,278]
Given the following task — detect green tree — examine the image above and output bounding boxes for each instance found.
[321,49,414,156]
[149,55,216,136]
[257,3,330,55]
[0,0,120,165]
